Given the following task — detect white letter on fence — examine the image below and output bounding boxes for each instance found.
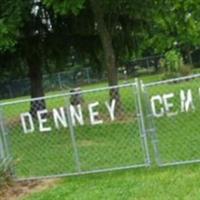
[37,109,52,132]
[20,112,34,134]
[89,102,103,125]
[163,93,177,117]
[180,89,195,112]
[69,104,84,126]
[151,95,164,118]
[105,99,116,121]
[53,107,67,129]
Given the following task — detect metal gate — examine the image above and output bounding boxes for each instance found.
[0,82,150,181]
[2,74,200,181]
[142,74,200,167]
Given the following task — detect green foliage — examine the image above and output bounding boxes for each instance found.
[144,0,200,55]
[0,0,24,51]
[1,0,200,85]
[0,20,17,51]
[160,50,184,79]
[164,50,183,73]
[43,0,85,15]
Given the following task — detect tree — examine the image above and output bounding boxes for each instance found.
[44,0,151,82]
[21,0,69,116]
[143,0,200,61]
[43,0,154,115]
[0,0,47,115]
[0,0,66,116]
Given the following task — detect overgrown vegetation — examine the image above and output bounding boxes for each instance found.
[161,50,192,79]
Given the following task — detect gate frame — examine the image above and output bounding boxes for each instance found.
[141,73,200,167]
[1,73,200,180]
[135,79,151,166]
[0,81,150,181]
[0,106,13,172]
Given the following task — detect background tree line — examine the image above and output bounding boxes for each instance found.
[1,0,200,112]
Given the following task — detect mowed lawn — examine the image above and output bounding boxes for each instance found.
[22,165,200,200]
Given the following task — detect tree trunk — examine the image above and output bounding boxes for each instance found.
[90,0,117,86]
[27,50,46,118]
[90,0,123,116]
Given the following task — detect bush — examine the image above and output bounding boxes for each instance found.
[179,64,192,76]
[164,50,183,73]
[161,50,192,80]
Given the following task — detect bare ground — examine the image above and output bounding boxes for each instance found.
[0,179,59,200]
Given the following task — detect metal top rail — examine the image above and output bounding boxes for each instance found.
[143,73,200,88]
[0,82,136,107]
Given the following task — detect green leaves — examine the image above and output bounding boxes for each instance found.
[148,0,200,53]
[165,50,183,73]
[43,0,85,15]
[0,0,24,51]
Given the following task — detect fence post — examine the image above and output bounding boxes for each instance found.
[146,59,151,74]
[85,68,91,84]
[0,120,5,164]
[140,82,161,166]
[65,96,81,173]
[7,85,13,99]
[58,72,63,90]
[135,79,151,166]
[0,107,8,162]
[0,106,14,174]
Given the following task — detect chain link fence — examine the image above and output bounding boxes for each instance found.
[0,68,99,100]
[0,56,164,100]
[1,74,200,181]
[143,74,200,166]
[0,82,150,181]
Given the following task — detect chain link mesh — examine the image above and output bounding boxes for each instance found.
[143,75,200,166]
[1,83,149,180]
[2,74,200,180]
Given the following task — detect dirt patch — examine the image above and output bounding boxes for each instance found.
[0,179,59,200]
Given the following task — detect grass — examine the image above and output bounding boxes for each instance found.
[11,122,144,178]
[22,165,200,200]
